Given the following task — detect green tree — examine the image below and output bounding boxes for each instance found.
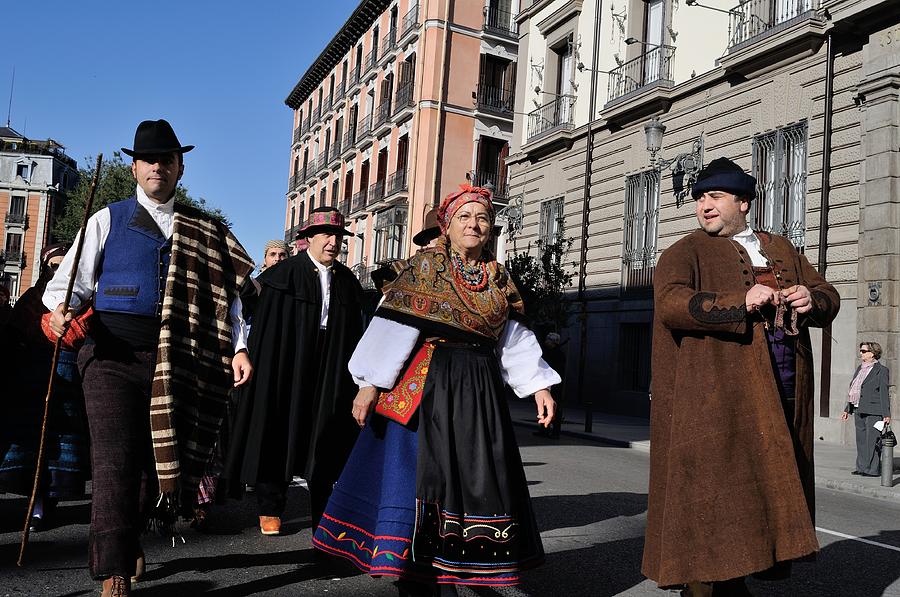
[53,152,230,243]
[506,232,576,336]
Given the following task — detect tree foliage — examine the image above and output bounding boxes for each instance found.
[506,232,576,335]
[53,152,231,243]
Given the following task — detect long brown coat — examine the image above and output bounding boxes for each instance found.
[641,230,840,587]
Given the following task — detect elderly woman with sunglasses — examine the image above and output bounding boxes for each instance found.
[312,185,560,597]
[841,342,891,477]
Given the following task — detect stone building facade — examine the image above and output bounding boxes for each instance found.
[507,0,899,443]
[283,0,521,286]
[0,127,78,302]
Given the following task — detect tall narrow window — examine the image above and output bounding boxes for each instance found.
[642,0,665,85]
[751,121,808,249]
[374,205,408,263]
[539,197,564,245]
[622,170,660,290]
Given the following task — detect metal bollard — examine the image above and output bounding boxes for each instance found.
[882,423,896,487]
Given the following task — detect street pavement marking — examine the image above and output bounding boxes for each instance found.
[816,526,900,553]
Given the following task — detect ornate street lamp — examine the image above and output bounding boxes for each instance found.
[643,116,704,207]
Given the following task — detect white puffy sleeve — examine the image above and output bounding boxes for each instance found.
[348,316,420,389]
[496,319,561,398]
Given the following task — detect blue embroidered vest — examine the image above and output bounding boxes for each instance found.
[95,197,171,318]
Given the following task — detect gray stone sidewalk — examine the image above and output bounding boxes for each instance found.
[506,397,900,503]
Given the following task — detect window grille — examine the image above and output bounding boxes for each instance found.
[538,197,564,245]
[622,170,660,290]
[751,121,808,249]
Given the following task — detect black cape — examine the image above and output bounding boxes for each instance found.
[225,251,364,484]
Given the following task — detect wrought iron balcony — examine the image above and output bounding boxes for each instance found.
[284,225,301,243]
[364,49,378,74]
[369,180,386,206]
[483,5,518,38]
[354,263,379,290]
[339,198,351,217]
[606,45,675,103]
[350,64,362,88]
[386,169,408,197]
[477,82,515,116]
[342,126,358,154]
[317,154,329,174]
[322,94,333,113]
[357,113,373,140]
[394,83,415,115]
[301,117,311,136]
[307,159,320,180]
[351,189,368,213]
[288,172,303,191]
[312,105,322,122]
[401,4,420,37]
[329,140,343,164]
[727,0,818,50]
[472,171,507,202]
[4,213,28,226]
[373,101,392,131]
[0,250,25,266]
[334,81,346,102]
[292,126,302,145]
[526,95,575,142]
[381,28,397,59]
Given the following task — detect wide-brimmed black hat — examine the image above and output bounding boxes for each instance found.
[297,206,352,238]
[691,157,756,200]
[412,208,441,246]
[122,119,194,157]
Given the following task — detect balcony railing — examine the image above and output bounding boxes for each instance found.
[329,139,342,164]
[350,64,361,88]
[312,105,322,122]
[526,95,575,141]
[381,28,397,59]
[4,213,28,226]
[373,101,392,130]
[335,80,346,102]
[288,172,302,191]
[483,6,518,38]
[342,126,357,153]
[386,169,408,196]
[472,171,507,201]
[307,159,320,179]
[0,140,75,167]
[351,189,368,213]
[292,126,302,145]
[323,94,333,113]
[317,154,329,173]
[354,263,379,290]
[284,225,301,243]
[607,45,675,103]
[369,180,386,206]
[364,49,378,74]
[394,83,415,114]
[0,250,25,266]
[339,198,351,216]
[358,113,373,140]
[477,82,515,115]
[301,117,311,135]
[728,0,818,50]
[401,4,420,37]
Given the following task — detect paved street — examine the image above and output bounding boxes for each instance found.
[2,427,900,596]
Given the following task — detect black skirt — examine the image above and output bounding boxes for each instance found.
[412,342,544,575]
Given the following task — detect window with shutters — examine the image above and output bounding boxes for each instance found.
[751,121,808,249]
[622,170,660,290]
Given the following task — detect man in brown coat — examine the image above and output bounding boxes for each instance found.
[642,158,840,596]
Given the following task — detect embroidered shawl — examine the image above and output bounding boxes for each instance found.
[377,236,524,342]
[150,205,253,495]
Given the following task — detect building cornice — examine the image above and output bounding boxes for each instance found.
[536,0,583,36]
[285,0,391,109]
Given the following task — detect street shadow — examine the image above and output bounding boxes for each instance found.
[745,529,900,595]
[141,548,318,581]
[133,580,215,595]
[0,496,90,533]
[200,563,361,597]
[531,491,647,532]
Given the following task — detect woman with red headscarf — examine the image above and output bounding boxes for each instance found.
[313,186,559,596]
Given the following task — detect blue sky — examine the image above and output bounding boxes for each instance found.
[2,0,358,263]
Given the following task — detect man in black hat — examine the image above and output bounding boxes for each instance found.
[642,157,840,595]
[45,119,254,597]
[226,206,364,539]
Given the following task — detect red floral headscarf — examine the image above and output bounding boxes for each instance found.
[437,184,495,233]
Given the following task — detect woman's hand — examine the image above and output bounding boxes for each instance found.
[534,389,556,428]
[352,386,380,428]
[840,411,849,421]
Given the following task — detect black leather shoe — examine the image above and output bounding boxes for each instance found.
[851,470,862,475]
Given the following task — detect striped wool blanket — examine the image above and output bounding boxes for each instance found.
[150,205,253,498]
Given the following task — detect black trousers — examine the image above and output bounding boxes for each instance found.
[79,343,157,580]
[255,474,335,529]
[854,411,883,475]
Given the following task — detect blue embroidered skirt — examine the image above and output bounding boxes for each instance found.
[314,344,543,586]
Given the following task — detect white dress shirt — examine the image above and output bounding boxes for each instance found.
[731,227,767,267]
[349,316,561,398]
[306,252,333,329]
[42,185,248,352]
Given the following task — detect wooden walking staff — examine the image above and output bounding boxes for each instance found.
[17,153,103,567]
